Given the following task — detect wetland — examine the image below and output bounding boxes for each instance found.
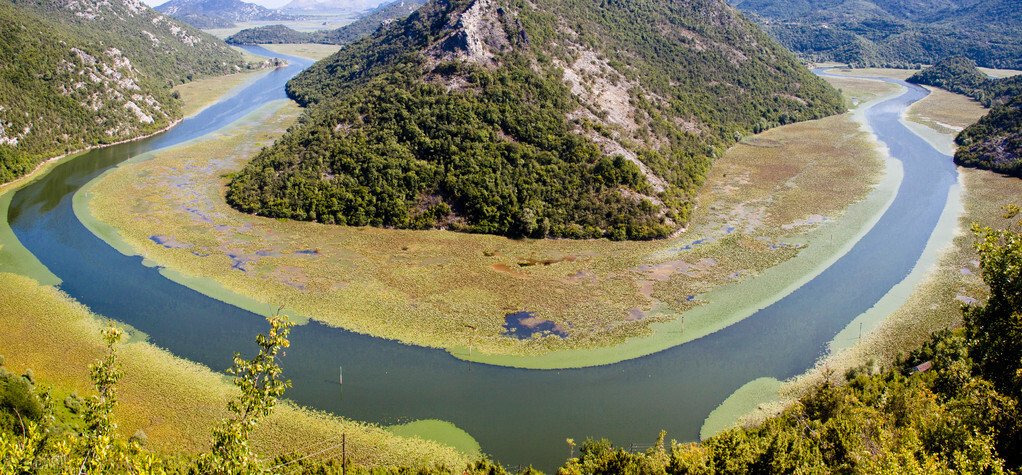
[3,52,1015,470]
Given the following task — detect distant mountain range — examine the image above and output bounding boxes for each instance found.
[730,0,1022,68]
[0,0,245,184]
[155,0,299,28]
[279,0,381,13]
[227,0,424,45]
[225,0,843,240]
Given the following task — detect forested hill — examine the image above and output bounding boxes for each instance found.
[226,0,843,240]
[227,0,424,45]
[156,0,298,29]
[907,58,1022,178]
[730,0,1022,69]
[0,0,247,184]
[908,56,1022,107]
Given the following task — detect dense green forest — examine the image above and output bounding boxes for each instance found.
[4,208,1022,473]
[226,0,843,240]
[908,56,1022,107]
[907,57,1022,178]
[226,0,425,45]
[0,0,246,184]
[955,95,1022,177]
[731,0,1022,69]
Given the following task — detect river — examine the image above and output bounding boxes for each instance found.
[4,53,957,471]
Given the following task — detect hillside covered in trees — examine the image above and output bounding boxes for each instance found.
[226,0,843,240]
[955,95,1022,177]
[730,0,1022,69]
[908,57,1022,177]
[155,0,298,29]
[0,0,247,184]
[908,56,1022,107]
[227,0,425,45]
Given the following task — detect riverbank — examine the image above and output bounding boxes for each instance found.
[0,69,480,467]
[78,75,891,367]
[0,272,476,467]
[705,67,1022,437]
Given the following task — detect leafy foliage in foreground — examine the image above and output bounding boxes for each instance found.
[0,0,245,185]
[226,0,426,45]
[555,208,1022,473]
[227,0,843,240]
[4,211,1022,473]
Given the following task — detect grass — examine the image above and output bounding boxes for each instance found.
[822,75,901,109]
[0,272,476,467]
[259,43,344,60]
[173,69,273,118]
[906,86,987,135]
[78,77,890,368]
[976,67,1022,79]
[722,69,1022,433]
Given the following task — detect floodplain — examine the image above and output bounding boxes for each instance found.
[81,71,891,366]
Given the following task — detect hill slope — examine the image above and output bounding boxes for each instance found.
[227,0,424,45]
[155,0,298,29]
[0,0,245,183]
[731,0,1022,68]
[906,57,1022,177]
[226,0,843,240]
[954,95,1022,177]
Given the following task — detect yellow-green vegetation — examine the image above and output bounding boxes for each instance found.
[173,69,273,118]
[699,378,781,440]
[259,43,344,60]
[557,205,1022,473]
[81,74,890,367]
[0,272,475,467]
[830,67,917,80]
[978,67,1022,79]
[906,86,987,136]
[728,72,1021,434]
[386,420,481,458]
[822,74,901,109]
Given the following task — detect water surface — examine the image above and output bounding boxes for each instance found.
[6,62,955,470]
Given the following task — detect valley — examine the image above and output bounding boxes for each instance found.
[2,0,1022,471]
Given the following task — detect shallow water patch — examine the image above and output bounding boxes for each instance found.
[502,311,569,340]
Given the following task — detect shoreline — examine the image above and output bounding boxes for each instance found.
[0,118,183,194]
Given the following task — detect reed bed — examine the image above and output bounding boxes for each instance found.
[0,272,474,467]
[83,83,887,360]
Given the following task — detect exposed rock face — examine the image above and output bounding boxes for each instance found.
[236,0,843,240]
[425,0,514,66]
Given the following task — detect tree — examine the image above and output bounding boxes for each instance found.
[199,314,294,473]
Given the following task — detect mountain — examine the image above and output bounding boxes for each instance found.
[225,0,844,240]
[0,0,245,184]
[731,0,1022,69]
[279,0,380,12]
[155,0,298,29]
[227,0,425,45]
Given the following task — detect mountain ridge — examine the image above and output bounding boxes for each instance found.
[0,0,246,183]
[225,0,844,240]
[732,0,1022,68]
[226,0,424,45]
[155,0,299,29]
